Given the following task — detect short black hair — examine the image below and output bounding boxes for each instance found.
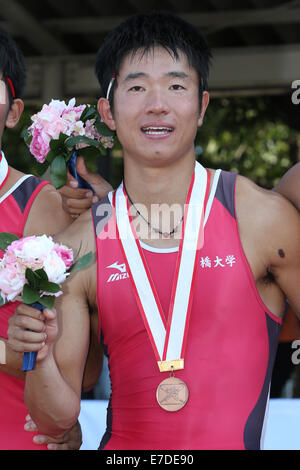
[95,11,212,109]
[0,26,26,106]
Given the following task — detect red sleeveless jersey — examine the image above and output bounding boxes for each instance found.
[0,175,49,450]
[92,170,281,450]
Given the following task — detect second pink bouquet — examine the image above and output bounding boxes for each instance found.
[23,98,114,189]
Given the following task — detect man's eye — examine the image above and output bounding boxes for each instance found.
[170,84,184,90]
[129,86,144,92]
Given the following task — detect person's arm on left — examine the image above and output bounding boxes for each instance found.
[0,184,72,381]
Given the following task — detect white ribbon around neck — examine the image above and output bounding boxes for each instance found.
[0,152,9,189]
[114,161,209,367]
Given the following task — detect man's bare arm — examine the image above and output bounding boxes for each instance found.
[8,211,96,438]
[23,183,73,237]
[0,184,73,381]
[265,191,300,318]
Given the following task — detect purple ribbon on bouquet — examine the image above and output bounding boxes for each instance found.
[67,152,95,193]
[22,301,45,372]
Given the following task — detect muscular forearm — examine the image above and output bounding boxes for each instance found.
[24,352,80,439]
[0,337,25,380]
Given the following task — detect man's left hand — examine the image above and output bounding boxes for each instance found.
[25,415,82,450]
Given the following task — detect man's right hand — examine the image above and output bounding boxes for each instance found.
[58,156,113,218]
[7,304,58,362]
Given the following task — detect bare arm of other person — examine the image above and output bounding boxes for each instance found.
[236,175,300,319]
[58,156,113,218]
[273,162,300,212]
[7,210,101,438]
[0,184,72,380]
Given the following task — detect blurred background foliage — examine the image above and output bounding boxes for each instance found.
[3,94,299,190]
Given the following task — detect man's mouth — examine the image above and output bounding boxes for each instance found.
[141,126,174,135]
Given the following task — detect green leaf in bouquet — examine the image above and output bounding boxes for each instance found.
[49,133,68,153]
[95,120,115,137]
[32,159,50,177]
[76,146,102,159]
[0,233,19,252]
[69,251,93,273]
[22,127,32,147]
[33,269,49,281]
[49,138,62,153]
[0,295,5,307]
[50,154,67,189]
[39,280,61,294]
[45,148,58,164]
[80,105,97,122]
[39,295,55,309]
[23,284,40,304]
[65,135,101,149]
[25,268,40,289]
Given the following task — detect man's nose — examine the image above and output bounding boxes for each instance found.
[145,88,170,114]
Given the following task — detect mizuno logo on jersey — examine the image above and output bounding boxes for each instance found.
[106,261,129,283]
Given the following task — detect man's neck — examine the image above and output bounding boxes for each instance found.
[122,156,201,248]
[123,157,196,208]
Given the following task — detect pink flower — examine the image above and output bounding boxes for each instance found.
[6,236,36,254]
[43,118,68,140]
[0,263,25,301]
[29,128,50,163]
[54,244,74,269]
[62,105,85,124]
[43,251,68,284]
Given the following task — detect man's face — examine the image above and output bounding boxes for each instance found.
[0,73,9,143]
[0,73,24,148]
[105,46,209,168]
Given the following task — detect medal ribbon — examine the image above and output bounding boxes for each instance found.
[0,152,9,190]
[113,161,210,369]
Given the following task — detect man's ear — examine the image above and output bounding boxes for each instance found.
[5,99,24,129]
[197,91,210,127]
[97,98,116,131]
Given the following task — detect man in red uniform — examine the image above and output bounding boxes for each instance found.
[7,12,300,450]
[0,26,103,450]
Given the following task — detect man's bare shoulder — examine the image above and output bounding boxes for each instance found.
[236,173,299,223]
[235,174,300,263]
[274,163,300,212]
[24,183,72,236]
[55,208,95,256]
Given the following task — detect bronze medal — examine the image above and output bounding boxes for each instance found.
[156,376,189,412]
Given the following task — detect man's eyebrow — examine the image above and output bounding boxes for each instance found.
[165,71,190,79]
[122,71,190,83]
[122,72,149,83]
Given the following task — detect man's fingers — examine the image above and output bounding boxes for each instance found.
[66,196,99,212]
[7,307,57,353]
[15,303,45,320]
[33,435,78,450]
[24,419,38,432]
[10,327,46,344]
[66,168,78,188]
[8,339,45,353]
[10,314,45,332]
[59,185,92,200]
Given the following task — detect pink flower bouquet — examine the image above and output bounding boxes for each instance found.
[0,232,92,370]
[23,98,114,189]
